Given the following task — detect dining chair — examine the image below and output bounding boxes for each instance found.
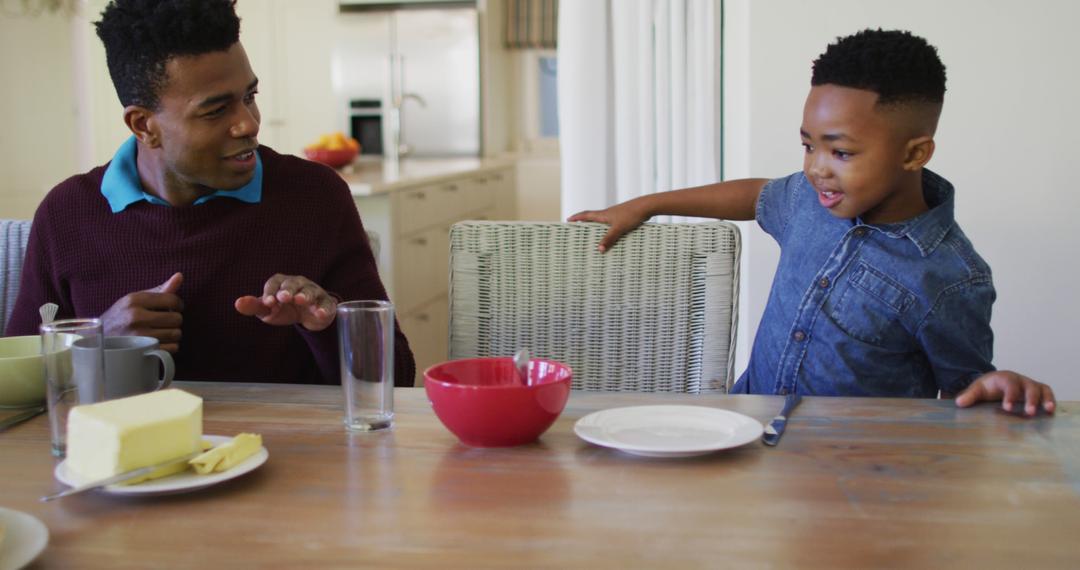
[448,221,741,393]
[0,219,32,333]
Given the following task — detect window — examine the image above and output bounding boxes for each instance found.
[520,50,559,152]
[537,55,558,138]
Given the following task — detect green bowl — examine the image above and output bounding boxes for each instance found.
[0,335,46,408]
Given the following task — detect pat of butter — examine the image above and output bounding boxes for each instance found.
[66,389,203,481]
[120,438,216,486]
[121,458,191,486]
[190,433,262,474]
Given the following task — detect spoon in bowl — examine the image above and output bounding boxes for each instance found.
[513,349,531,386]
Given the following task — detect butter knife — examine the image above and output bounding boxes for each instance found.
[41,451,202,502]
[762,393,802,447]
[0,405,46,432]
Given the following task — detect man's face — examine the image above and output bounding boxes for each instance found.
[148,42,260,192]
[800,85,924,224]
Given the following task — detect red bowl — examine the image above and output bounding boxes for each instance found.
[424,357,573,447]
[303,147,357,169]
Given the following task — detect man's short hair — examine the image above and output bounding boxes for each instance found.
[95,0,241,109]
[811,29,946,106]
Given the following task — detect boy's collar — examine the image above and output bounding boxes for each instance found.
[865,169,954,257]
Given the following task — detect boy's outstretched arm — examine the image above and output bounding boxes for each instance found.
[568,178,769,252]
[953,370,1056,416]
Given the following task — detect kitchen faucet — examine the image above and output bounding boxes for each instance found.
[391,92,427,158]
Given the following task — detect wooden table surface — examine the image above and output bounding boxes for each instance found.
[2,383,1078,569]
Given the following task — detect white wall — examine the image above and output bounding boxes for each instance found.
[725,0,1080,398]
[0,11,77,220]
[515,154,562,221]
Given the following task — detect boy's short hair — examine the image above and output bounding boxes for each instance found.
[95,0,241,110]
[811,29,946,106]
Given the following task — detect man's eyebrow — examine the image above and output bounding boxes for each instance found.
[196,79,259,109]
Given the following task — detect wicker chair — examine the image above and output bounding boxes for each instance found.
[448,221,740,393]
[1,219,32,333]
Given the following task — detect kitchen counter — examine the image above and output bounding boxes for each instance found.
[339,156,514,196]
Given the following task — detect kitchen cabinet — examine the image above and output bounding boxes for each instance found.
[347,159,517,385]
[236,0,340,156]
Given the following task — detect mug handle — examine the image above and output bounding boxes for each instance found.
[146,349,175,390]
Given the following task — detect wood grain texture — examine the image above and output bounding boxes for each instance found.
[2,383,1078,569]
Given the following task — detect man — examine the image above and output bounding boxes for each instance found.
[5,0,415,386]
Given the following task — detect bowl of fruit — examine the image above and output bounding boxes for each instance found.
[304,132,360,169]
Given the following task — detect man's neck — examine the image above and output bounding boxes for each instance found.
[135,142,213,207]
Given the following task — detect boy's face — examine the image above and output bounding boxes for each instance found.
[147,42,261,192]
[800,85,927,224]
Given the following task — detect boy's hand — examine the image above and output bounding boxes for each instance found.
[567,200,651,252]
[955,370,1056,416]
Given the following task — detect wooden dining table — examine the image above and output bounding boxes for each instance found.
[1,382,1078,569]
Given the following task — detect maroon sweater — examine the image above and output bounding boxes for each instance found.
[6,146,415,386]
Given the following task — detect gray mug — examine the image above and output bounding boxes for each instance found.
[73,336,174,400]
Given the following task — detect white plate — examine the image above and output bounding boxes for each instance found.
[53,435,268,497]
[0,507,48,570]
[574,405,764,457]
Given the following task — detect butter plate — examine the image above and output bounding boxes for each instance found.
[0,507,49,570]
[574,405,764,457]
[52,435,268,497]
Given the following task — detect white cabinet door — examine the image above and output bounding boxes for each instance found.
[400,295,449,386]
[237,0,340,156]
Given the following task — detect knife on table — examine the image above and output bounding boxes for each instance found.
[762,392,802,447]
[0,405,46,432]
[41,451,202,502]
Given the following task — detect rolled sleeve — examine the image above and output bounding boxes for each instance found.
[755,173,803,245]
[916,277,996,394]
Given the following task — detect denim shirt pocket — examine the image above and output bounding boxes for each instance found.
[827,262,917,346]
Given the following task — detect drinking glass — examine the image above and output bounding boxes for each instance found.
[41,318,105,457]
[338,300,394,431]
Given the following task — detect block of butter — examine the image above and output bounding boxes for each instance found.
[66,389,203,481]
[190,433,262,474]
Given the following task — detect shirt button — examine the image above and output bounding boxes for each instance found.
[853,227,868,237]
[792,330,806,342]
[818,277,830,288]
[778,387,789,395]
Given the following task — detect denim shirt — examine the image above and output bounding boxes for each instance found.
[731,169,996,397]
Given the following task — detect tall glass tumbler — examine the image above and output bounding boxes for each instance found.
[41,318,106,457]
[338,300,394,431]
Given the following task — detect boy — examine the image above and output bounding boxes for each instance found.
[570,29,1054,415]
[6,0,415,385]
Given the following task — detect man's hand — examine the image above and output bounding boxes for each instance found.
[234,274,337,331]
[955,370,1056,416]
[100,272,184,353]
[567,199,652,253]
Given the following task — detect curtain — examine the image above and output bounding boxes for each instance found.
[505,0,559,49]
[558,0,722,220]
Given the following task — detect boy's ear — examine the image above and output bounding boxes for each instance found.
[902,136,935,171]
[123,105,162,148]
